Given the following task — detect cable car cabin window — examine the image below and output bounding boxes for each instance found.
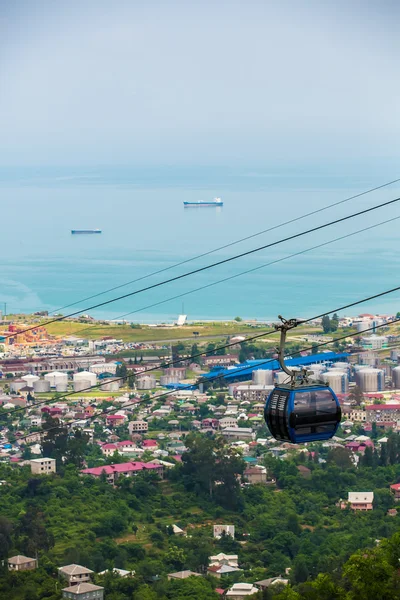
[292,388,339,436]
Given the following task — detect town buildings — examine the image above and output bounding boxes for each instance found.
[30,458,56,475]
[8,556,37,571]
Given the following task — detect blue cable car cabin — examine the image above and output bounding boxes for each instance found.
[263,316,342,444]
[264,384,341,443]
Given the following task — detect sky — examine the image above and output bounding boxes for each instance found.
[1,0,399,168]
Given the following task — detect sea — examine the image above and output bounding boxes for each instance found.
[1,165,400,324]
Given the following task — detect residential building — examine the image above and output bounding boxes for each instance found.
[100,441,142,457]
[62,583,104,599]
[340,492,374,511]
[213,524,235,539]
[390,483,400,501]
[30,458,56,475]
[232,384,273,402]
[8,555,37,571]
[105,414,127,427]
[201,418,219,429]
[219,417,238,428]
[366,404,400,423]
[59,564,94,585]
[207,565,241,578]
[167,570,202,580]
[209,554,239,568]
[128,420,148,434]
[203,354,238,367]
[244,465,269,485]
[220,427,254,441]
[226,583,259,599]
[255,577,289,590]
[81,461,163,485]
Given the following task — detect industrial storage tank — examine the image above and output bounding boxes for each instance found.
[355,368,385,392]
[275,371,291,385]
[160,375,179,386]
[392,366,400,389]
[55,382,68,392]
[136,375,156,390]
[252,369,274,385]
[321,370,349,394]
[332,362,350,371]
[73,371,97,387]
[10,379,26,393]
[73,379,91,392]
[45,371,68,388]
[356,321,372,333]
[22,374,40,386]
[100,378,120,391]
[33,379,51,393]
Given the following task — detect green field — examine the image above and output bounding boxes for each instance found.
[44,320,274,342]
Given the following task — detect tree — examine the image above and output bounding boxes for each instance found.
[116,363,127,380]
[360,446,374,467]
[348,385,364,406]
[327,447,353,469]
[190,343,201,365]
[0,517,12,561]
[41,414,68,469]
[343,549,398,600]
[292,554,309,583]
[18,506,54,556]
[322,315,331,334]
[234,316,242,322]
[330,313,339,332]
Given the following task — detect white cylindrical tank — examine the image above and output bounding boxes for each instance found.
[33,379,51,393]
[136,375,156,390]
[100,378,121,391]
[45,371,68,388]
[252,369,274,385]
[10,379,26,393]
[333,362,349,371]
[275,371,291,385]
[22,374,40,386]
[73,371,97,387]
[392,366,400,389]
[160,375,178,386]
[321,370,349,394]
[355,368,385,392]
[356,321,372,333]
[73,379,91,392]
[55,382,68,392]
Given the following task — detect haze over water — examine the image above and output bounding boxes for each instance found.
[2,166,400,324]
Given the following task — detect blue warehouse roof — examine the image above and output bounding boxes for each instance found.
[202,352,350,382]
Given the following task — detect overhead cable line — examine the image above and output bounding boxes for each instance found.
[5,194,400,342]
[5,283,400,420]
[77,214,400,330]
[51,177,400,314]
[17,315,400,443]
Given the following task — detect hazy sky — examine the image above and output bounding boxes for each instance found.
[1,0,399,167]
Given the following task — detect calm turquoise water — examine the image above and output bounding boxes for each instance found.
[1,166,400,323]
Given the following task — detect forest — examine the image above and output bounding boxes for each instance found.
[0,433,399,599]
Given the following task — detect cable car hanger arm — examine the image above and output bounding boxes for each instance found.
[275,316,310,386]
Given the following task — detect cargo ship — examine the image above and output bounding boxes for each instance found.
[183,197,223,207]
[71,229,102,235]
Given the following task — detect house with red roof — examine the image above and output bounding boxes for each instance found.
[105,414,127,427]
[142,439,158,449]
[81,461,163,485]
[390,483,400,501]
